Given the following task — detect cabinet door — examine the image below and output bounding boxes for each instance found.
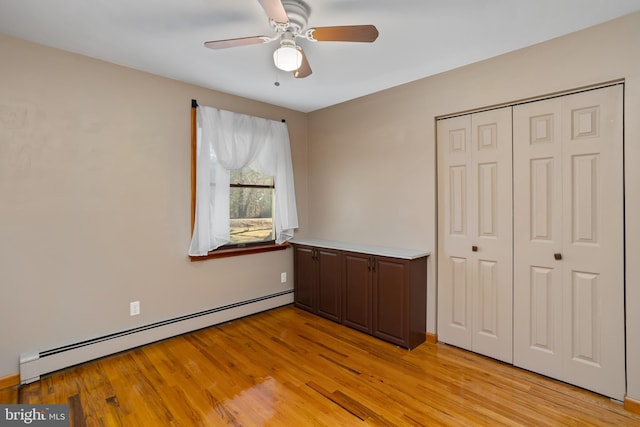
[342,252,372,333]
[316,248,342,323]
[372,257,409,346]
[293,245,315,312]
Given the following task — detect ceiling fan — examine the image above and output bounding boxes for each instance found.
[204,0,379,78]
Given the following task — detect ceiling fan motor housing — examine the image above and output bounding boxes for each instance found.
[279,0,311,34]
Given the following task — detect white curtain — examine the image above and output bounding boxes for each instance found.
[188,105,298,256]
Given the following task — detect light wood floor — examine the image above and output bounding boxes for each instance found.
[2,306,640,426]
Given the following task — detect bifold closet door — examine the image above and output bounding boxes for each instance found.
[437,107,513,363]
[513,85,624,400]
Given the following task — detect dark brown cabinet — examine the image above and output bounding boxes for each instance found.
[343,252,372,333]
[293,241,428,349]
[293,245,315,312]
[374,255,427,349]
[293,244,342,323]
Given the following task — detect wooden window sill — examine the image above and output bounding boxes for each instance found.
[189,242,289,261]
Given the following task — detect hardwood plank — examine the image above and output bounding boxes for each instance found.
[15,306,640,426]
[0,385,18,404]
[0,373,19,390]
[627,397,640,416]
[68,394,87,427]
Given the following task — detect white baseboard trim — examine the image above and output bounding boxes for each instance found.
[20,290,293,384]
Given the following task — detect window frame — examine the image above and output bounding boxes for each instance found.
[189,103,288,261]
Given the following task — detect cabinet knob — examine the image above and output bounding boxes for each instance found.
[472,246,478,252]
[554,253,562,261]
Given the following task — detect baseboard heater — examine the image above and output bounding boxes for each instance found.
[19,290,293,384]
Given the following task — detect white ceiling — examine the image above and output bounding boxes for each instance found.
[1,0,640,113]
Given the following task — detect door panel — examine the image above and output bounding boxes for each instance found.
[570,271,599,364]
[514,85,624,400]
[373,257,408,346]
[530,158,554,241]
[450,257,468,328]
[293,245,316,312]
[342,252,372,333]
[316,248,342,323]
[529,266,554,353]
[449,166,467,235]
[571,154,598,244]
[438,107,512,363]
[560,86,624,400]
[438,115,473,349]
[514,97,564,379]
[477,260,497,336]
[470,108,513,363]
[478,163,497,237]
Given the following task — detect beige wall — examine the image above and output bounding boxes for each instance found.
[307,12,640,400]
[0,34,308,378]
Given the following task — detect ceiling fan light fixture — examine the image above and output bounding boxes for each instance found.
[273,45,302,72]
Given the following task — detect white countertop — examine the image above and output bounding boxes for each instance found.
[290,238,430,260]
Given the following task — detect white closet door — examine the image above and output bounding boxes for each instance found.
[513,85,624,400]
[437,114,473,350]
[438,107,513,363]
[513,97,564,379]
[470,108,513,363]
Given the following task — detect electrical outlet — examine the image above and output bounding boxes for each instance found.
[281,272,287,283]
[130,301,140,316]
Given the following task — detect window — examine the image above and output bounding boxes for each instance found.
[229,167,275,247]
[188,102,298,259]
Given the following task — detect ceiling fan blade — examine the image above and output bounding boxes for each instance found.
[293,48,312,78]
[257,0,288,24]
[204,36,271,49]
[308,25,379,42]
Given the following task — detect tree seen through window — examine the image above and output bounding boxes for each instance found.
[229,167,275,245]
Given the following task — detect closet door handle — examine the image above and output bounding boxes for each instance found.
[554,253,563,261]
[472,246,478,252]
